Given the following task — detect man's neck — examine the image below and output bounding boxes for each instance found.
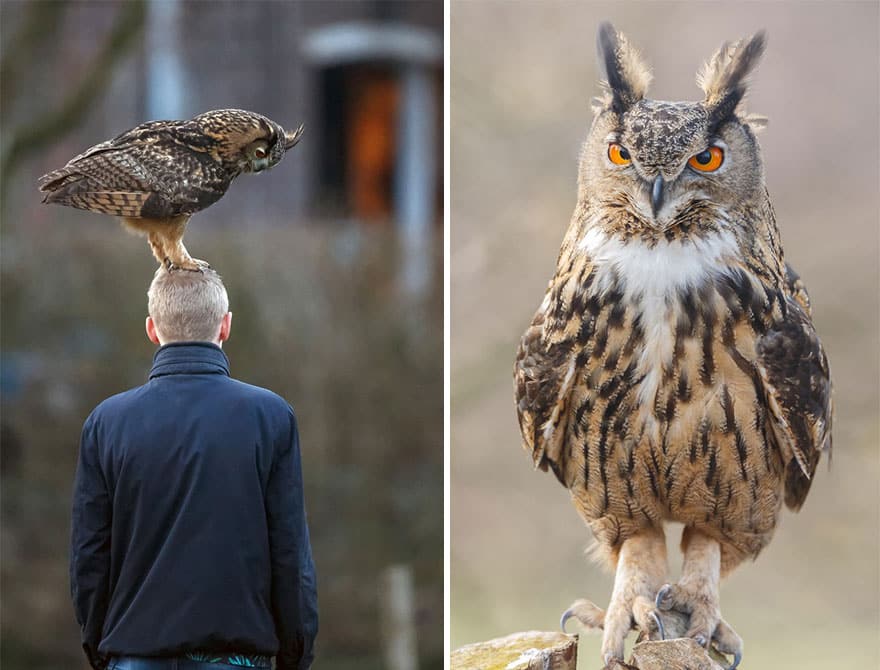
[159,340,222,349]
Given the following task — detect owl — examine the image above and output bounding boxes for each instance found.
[38,109,304,271]
[514,23,831,669]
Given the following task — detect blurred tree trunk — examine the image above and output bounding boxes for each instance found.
[0,0,146,202]
[145,0,185,120]
[381,564,418,670]
[0,0,69,105]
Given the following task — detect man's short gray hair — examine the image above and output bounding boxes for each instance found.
[147,268,229,342]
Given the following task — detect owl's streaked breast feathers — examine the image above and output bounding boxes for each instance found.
[514,23,832,566]
[515,24,832,665]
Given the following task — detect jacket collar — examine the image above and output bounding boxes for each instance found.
[149,342,230,379]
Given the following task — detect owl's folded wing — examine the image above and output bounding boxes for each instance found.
[756,280,833,511]
[514,300,582,485]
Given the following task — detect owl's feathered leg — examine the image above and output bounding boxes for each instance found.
[157,215,210,272]
[574,528,668,666]
[124,215,209,272]
[655,527,743,669]
[146,232,167,268]
[162,240,211,273]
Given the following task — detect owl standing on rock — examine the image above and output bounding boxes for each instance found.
[39,109,304,272]
[514,24,832,669]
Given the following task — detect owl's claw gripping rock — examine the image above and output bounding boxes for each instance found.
[561,596,665,643]
[654,583,743,670]
[654,584,674,611]
[712,619,744,670]
[648,610,665,641]
[164,257,211,273]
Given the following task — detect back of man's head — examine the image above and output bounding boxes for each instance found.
[147,268,229,343]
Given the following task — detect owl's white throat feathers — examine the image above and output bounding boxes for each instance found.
[578,226,741,408]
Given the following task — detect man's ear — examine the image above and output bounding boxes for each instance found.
[146,316,161,345]
[218,312,232,343]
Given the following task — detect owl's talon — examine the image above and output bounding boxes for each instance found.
[602,652,621,669]
[560,609,573,633]
[711,618,744,670]
[655,584,674,611]
[164,258,210,273]
[560,598,605,632]
[648,610,665,641]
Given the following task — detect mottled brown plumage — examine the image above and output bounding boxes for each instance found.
[514,24,831,669]
[39,109,304,271]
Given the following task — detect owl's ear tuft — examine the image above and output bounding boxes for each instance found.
[284,124,305,150]
[596,22,652,114]
[590,96,607,115]
[742,113,769,133]
[698,31,766,125]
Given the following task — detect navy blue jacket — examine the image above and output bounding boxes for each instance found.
[70,343,318,670]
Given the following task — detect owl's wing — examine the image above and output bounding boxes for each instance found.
[38,121,175,190]
[514,291,584,485]
[39,121,226,217]
[757,268,832,510]
[784,262,812,314]
[39,147,166,214]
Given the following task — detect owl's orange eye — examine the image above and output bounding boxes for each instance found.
[608,143,631,166]
[688,146,724,172]
[254,147,268,159]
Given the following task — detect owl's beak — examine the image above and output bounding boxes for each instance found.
[651,175,665,219]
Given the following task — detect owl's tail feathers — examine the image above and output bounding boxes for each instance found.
[284,124,305,150]
[38,168,83,198]
[38,170,99,205]
[40,175,149,218]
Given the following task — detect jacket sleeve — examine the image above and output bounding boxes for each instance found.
[70,414,112,670]
[268,409,319,670]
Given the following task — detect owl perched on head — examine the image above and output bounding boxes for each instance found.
[514,23,831,669]
[39,109,304,271]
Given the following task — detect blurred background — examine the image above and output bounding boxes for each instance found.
[451,2,878,668]
[1,1,442,669]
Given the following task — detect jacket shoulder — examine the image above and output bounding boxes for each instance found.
[86,384,151,424]
[86,377,296,430]
[226,378,293,411]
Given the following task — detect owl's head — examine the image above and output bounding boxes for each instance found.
[580,23,768,235]
[193,109,304,175]
[240,118,304,174]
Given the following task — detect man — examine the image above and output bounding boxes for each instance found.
[70,268,318,670]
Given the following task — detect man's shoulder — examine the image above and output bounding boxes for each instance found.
[225,377,294,415]
[85,376,295,428]
[88,384,150,421]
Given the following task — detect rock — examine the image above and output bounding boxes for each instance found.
[451,631,578,670]
[628,639,725,670]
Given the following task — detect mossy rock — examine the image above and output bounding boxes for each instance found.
[452,631,578,670]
